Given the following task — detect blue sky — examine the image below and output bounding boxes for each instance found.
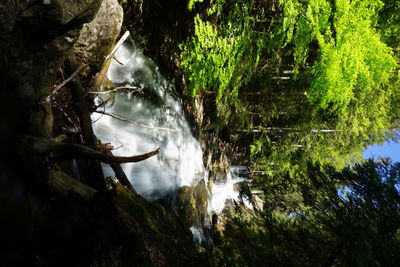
[363,141,400,162]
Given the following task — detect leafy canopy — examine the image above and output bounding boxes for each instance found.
[272,0,397,114]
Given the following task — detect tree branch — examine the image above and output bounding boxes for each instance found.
[94,110,176,132]
[91,31,130,93]
[51,64,87,95]
[105,31,130,62]
[23,135,159,164]
[88,86,140,95]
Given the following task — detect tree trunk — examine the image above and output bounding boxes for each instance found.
[65,55,106,191]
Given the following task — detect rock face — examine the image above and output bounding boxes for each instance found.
[75,0,124,67]
[161,180,209,228]
[45,0,101,24]
[0,0,30,33]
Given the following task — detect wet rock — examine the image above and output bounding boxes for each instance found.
[201,132,231,183]
[160,179,209,230]
[112,190,205,266]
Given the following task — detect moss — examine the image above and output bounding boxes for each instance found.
[115,192,157,233]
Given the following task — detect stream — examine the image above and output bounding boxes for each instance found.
[92,39,249,239]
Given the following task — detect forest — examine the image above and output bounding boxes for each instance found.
[0,0,399,266]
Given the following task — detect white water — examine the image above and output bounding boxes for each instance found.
[208,166,252,213]
[92,39,249,218]
[92,40,206,200]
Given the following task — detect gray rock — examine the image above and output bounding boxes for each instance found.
[75,0,124,67]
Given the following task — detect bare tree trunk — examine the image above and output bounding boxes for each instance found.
[65,55,106,191]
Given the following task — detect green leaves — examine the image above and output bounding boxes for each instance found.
[180,0,265,102]
[274,0,397,114]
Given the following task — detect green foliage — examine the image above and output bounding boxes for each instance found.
[187,0,204,11]
[378,0,400,49]
[244,0,399,183]
[272,0,397,114]
[180,0,265,101]
[219,160,400,266]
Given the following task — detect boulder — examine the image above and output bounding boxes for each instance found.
[75,0,124,68]
[44,0,101,25]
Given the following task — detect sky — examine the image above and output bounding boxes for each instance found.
[363,141,400,162]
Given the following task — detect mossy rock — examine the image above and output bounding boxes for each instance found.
[111,190,206,266]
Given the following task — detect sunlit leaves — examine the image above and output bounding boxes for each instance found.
[180,0,265,102]
[274,0,397,114]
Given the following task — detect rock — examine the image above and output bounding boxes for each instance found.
[44,0,101,24]
[75,0,124,68]
[0,0,30,33]
[159,179,209,230]
[112,191,205,266]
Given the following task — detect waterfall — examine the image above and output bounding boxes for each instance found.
[92,39,250,237]
[208,166,252,214]
[92,39,206,200]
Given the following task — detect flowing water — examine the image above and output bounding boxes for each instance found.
[209,166,251,213]
[92,39,206,200]
[92,38,249,224]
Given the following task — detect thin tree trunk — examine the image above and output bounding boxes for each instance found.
[65,55,106,191]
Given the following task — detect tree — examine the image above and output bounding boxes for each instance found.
[180,0,266,101]
[217,159,400,266]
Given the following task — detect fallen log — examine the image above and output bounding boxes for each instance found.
[48,169,97,201]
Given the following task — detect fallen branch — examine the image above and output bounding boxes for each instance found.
[113,56,124,65]
[23,135,159,164]
[95,110,176,132]
[48,169,97,201]
[106,150,137,194]
[105,31,130,62]
[91,31,130,93]
[51,64,87,95]
[88,86,140,95]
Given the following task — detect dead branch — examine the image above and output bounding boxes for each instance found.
[51,64,87,95]
[91,31,131,93]
[88,86,140,95]
[106,150,137,193]
[105,31,130,62]
[23,135,159,164]
[113,56,124,65]
[95,110,176,132]
[64,55,106,190]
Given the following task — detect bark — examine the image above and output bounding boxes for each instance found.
[22,135,159,165]
[48,170,97,201]
[91,31,130,92]
[106,150,137,194]
[65,54,106,190]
